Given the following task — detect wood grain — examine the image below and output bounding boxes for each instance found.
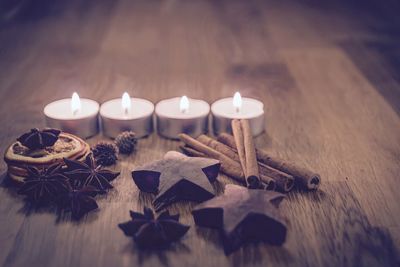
[0,0,399,266]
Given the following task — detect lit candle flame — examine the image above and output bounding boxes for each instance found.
[121,92,131,115]
[180,95,189,114]
[233,92,242,113]
[71,92,81,115]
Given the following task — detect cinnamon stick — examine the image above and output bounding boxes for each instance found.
[179,134,276,190]
[259,180,275,191]
[217,133,237,148]
[197,135,238,161]
[241,119,261,188]
[218,133,320,190]
[231,119,261,189]
[231,120,247,176]
[197,134,294,192]
[179,133,245,181]
[258,163,294,192]
[179,145,206,158]
[181,145,275,190]
[256,149,320,190]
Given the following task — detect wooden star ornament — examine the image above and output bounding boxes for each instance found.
[192,184,287,254]
[132,151,221,211]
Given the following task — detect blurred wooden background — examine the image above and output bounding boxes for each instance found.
[0,0,399,266]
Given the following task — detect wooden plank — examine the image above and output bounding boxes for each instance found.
[279,47,400,228]
[284,181,398,267]
[0,0,399,266]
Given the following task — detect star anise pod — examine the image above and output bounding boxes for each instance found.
[63,153,120,191]
[118,207,190,248]
[57,185,100,220]
[18,163,71,202]
[17,128,61,150]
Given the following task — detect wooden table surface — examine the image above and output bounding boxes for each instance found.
[0,0,399,266]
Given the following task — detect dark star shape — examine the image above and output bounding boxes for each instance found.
[192,184,287,254]
[18,163,71,202]
[64,153,120,192]
[132,151,221,211]
[118,207,190,248]
[17,128,61,150]
[57,186,99,220]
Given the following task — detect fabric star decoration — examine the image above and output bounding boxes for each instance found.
[57,185,100,220]
[192,184,287,254]
[17,128,61,150]
[118,207,190,248]
[18,163,70,202]
[64,153,120,192]
[132,151,221,211]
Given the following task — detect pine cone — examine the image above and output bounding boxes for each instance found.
[115,131,137,154]
[92,142,118,166]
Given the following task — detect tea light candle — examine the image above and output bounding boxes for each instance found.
[100,92,154,138]
[211,92,265,136]
[44,92,99,138]
[155,96,210,139]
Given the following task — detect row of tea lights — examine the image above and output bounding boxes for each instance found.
[43,92,265,139]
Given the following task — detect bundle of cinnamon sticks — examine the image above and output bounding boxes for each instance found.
[179,119,320,192]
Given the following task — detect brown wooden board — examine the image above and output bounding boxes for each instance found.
[0,0,399,266]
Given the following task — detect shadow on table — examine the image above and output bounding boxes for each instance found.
[289,186,327,202]
[0,172,27,201]
[122,239,191,267]
[1,172,60,217]
[195,226,293,266]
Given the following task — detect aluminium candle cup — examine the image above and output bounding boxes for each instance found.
[155,97,210,139]
[44,99,100,139]
[100,98,154,139]
[211,97,265,136]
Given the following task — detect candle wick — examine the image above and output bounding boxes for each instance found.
[235,107,240,113]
